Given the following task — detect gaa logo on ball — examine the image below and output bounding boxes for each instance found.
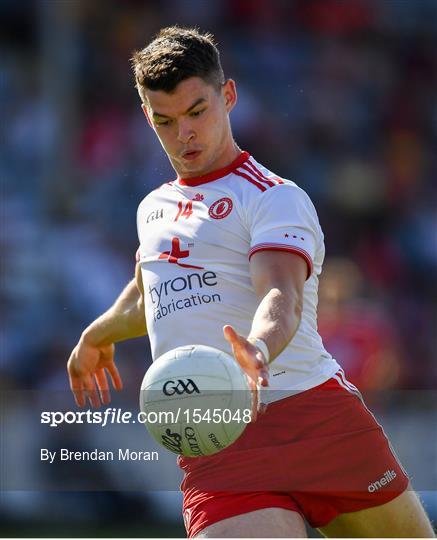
[162,378,200,396]
[139,345,252,457]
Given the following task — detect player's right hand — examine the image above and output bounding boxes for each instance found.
[223,325,269,422]
[67,337,122,408]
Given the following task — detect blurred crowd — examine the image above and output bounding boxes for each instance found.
[1,0,436,534]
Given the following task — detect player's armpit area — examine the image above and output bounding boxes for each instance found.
[130,263,146,336]
[135,261,145,296]
[135,262,147,328]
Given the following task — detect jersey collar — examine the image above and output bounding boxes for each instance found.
[177,151,250,187]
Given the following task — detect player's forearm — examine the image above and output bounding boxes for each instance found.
[82,278,147,347]
[248,288,302,363]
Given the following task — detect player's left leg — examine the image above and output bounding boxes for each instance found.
[319,487,435,538]
[194,507,307,538]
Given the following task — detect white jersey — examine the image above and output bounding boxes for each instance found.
[137,151,339,402]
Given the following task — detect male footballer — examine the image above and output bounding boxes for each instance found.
[67,27,434,538]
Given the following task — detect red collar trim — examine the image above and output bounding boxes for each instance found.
[177,151,250,186]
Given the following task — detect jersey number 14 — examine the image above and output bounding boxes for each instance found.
[174,201,194,221]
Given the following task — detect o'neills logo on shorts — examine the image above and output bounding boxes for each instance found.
[367,469,397,492]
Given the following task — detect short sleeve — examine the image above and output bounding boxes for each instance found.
[248,183,320,279]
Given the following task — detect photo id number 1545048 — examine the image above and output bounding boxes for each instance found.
[183,408,252,424]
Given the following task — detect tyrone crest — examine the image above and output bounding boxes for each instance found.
[208,197,233,220]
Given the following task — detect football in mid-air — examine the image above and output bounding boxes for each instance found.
[139,345,253,457]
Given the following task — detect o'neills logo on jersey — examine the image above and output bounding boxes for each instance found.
[148,270,222,322]
[367,470,397,492]
[209,197,233,219]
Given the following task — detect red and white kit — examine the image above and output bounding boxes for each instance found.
[136,151,408,535]
[137,151,339,399]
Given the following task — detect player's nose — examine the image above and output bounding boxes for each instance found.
[177,119,195,144]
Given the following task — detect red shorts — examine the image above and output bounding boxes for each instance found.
[178,371,409,537]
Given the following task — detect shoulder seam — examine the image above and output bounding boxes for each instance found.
[234,160,286,193]
[247,158,284,186]
[234,168,266,191]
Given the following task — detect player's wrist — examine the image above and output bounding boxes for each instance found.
[247,337,270,365]
[81,326,111,348]
[80,330,100,348]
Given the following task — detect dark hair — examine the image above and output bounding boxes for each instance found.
[131,26,225,102]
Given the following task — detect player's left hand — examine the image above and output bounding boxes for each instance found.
[223,324,269,420]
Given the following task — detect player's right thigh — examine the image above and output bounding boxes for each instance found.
[194,507,307,538]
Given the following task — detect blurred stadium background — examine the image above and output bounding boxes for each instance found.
[1,0,436,536]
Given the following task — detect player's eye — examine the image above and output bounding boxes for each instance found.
[189,109,205,117]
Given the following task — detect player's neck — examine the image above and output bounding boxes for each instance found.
[207,141,242,176]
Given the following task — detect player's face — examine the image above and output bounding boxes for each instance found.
[142,77,237,178]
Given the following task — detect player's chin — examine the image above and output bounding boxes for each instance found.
[178,156,209,177]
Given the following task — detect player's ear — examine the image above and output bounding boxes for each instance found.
[142,104,153,128]
[222,79,237,113]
